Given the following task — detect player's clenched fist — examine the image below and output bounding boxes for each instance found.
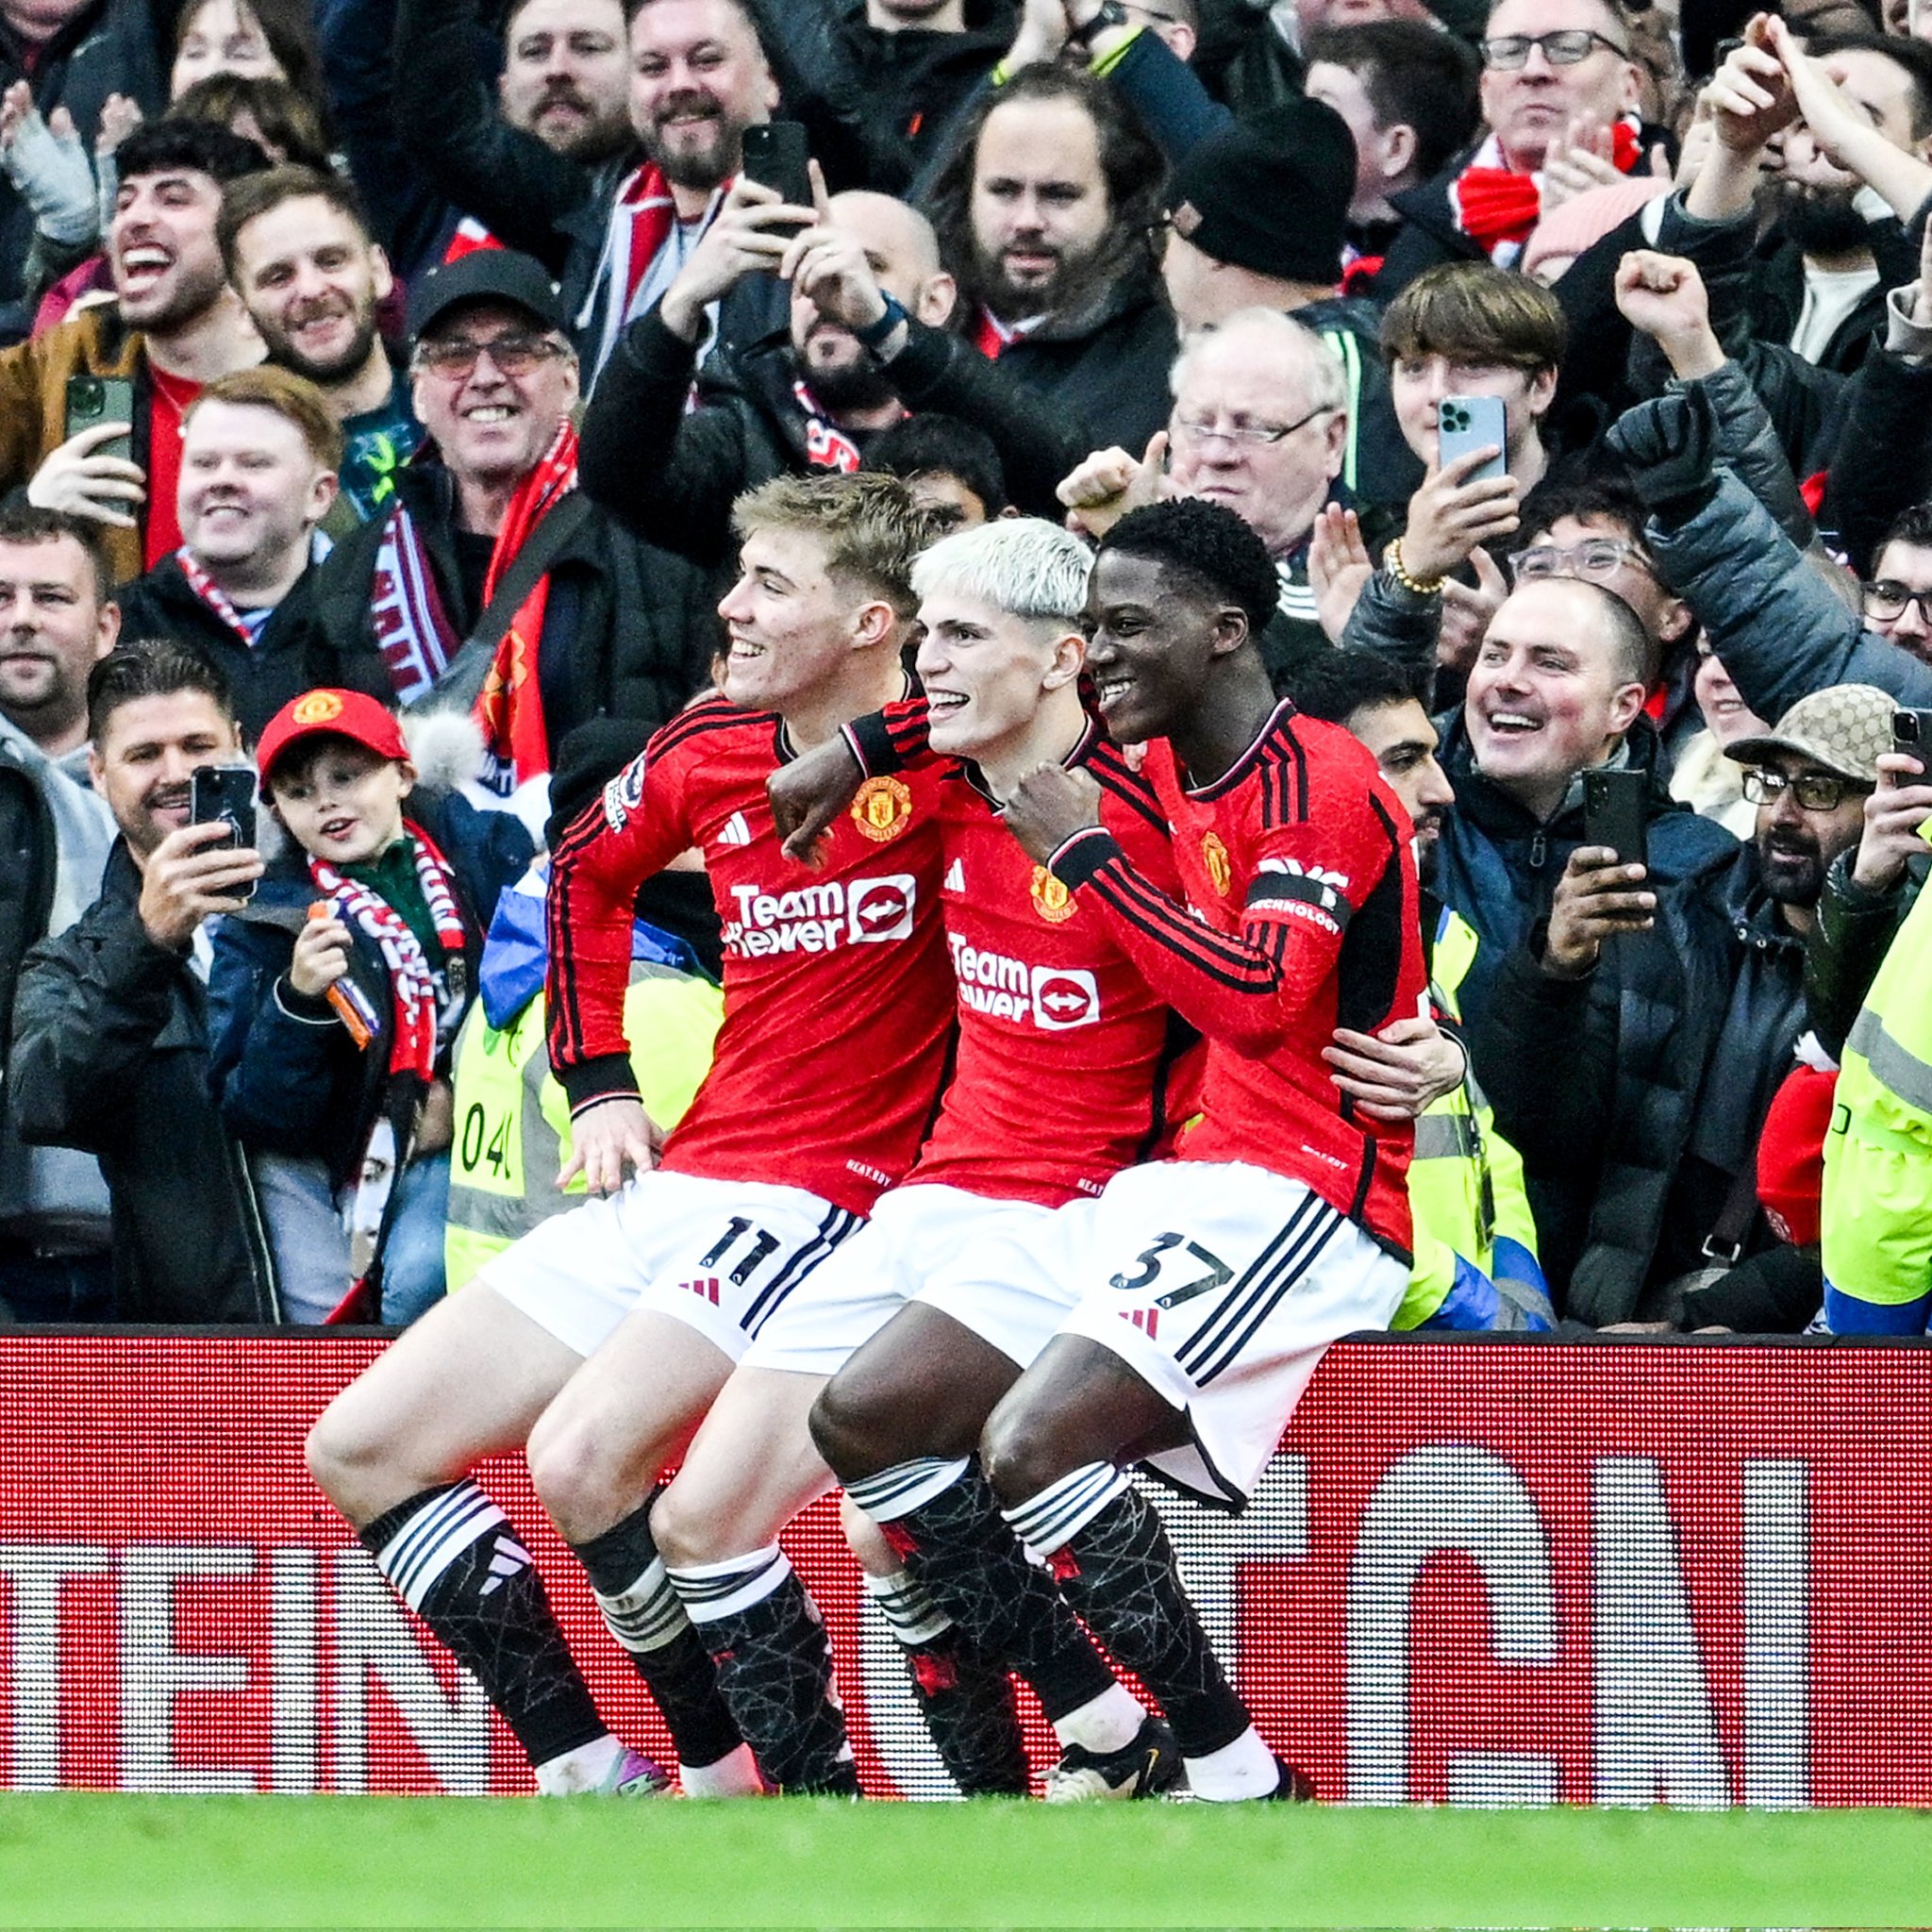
[1001,762,1103,864]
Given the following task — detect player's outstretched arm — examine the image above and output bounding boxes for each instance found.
[1004,763,1385,1058]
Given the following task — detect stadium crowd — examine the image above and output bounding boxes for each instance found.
[2,0,1932,1800]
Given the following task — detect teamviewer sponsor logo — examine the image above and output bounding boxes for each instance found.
[847,875,917,944]
[948,936,1101,1029]
[722,875,918,956]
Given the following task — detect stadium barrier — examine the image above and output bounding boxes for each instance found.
[0,1331,1923,1803]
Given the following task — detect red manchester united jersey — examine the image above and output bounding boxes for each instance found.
[1050,701,1425,1255]
[547,697,954,1216]
[909,721,1199,1208]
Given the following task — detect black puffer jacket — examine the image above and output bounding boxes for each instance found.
[301,458,718,736]
[580,308,1087,568]
[1468,841,1789,1324]
[11,844,277,1323]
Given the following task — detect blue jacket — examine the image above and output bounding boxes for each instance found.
[207,790,531,1191]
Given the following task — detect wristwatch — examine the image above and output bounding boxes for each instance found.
[1070,0,1129,44]
[853,293,909,351]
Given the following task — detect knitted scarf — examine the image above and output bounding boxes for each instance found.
[1451,121,1641,265]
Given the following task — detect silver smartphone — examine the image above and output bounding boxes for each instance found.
[1438,393,1507,481]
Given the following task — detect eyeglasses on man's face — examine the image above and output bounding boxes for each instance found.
[1740,766,1868,812]
[1171,405,1335,449]
[1482,28,1628,67]
[1861,579,1932,625]
[413,333,568,380]
[1508,538,1660,586]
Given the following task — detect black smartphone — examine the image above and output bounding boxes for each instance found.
[64,374,136,464]
[1891,707,1932,767]
[191,766,259,902]
[740,121,813,210]
[1583,767,1648,870]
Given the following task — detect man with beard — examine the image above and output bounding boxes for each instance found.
[0,119,268,588]
[922,65,1175,453]
[219,168,425,525]
[113,369,391,737]
[11,637,279,1322]
[581,183,1083,565]
[1686,16,1932,375]
[392,0,783,380]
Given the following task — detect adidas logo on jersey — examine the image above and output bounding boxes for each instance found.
[943,858,965,892]
[722,874,918,956]
[948,935,1101,1030]
[718,810,754,848]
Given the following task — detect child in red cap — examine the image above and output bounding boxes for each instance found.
[208,690,532,1324]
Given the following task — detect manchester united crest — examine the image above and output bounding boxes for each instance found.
[850,774,914,842]
[1029,865,1077,923]
[1201,831,1232,895]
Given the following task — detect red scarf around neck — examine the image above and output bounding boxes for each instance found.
[1452,120,1641,262]
[473,420,579,794]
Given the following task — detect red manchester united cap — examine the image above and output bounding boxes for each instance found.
[256,689,410,785]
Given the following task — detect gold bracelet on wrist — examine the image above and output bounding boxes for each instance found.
[1386,536,1445,597]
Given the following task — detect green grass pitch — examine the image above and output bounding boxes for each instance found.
[4,1796,1932,1929]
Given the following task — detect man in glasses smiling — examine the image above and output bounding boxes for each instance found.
[1859,504,1932,666]
[1377,0,1649,290]
[305,248,717,808]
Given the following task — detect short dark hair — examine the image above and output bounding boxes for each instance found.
[862,413,1008,516]
[115,117,271,190]
[923,66,1168,291]
[1518,462,1648,549]
[1100,497,1281,641]
[1507,575,1657,691]
[1808,32,1932,140]
[218,164,374,279]
[1874,500,1932,567]
[1304,22,1481,181]
[0,499,113,603]
[1291,648,1429,726]
[1381,260,1566,374]
[87,638,238,746]
[175,74,332,173]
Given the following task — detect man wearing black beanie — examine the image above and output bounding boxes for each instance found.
[1160,99,1420,510]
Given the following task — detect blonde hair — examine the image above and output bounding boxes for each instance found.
[732,472,937,619]
[184,364,344,472]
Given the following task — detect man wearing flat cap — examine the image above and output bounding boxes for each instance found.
[302,248,716,822]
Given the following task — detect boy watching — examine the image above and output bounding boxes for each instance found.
[207,689,531,1324]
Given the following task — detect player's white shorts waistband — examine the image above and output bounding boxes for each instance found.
[1049,1160,1406,1506]
[476,1168,860,1362]
[742,1183,1058,1376]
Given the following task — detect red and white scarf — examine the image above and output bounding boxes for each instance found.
[310,823,468,1292]
[1451,120,1641,265]
[174,545,265,649]
[581,163,727,373]
[367,422,580,792]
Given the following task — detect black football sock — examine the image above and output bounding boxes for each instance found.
[1006,1469,1250,1758]
[361,1480,606,1770]
[664,1545,858,1794]
[846,1457,1117,1724]
[865,1568,1029,1796]
[573,1497,746,1773]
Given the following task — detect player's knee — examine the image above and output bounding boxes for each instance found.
[979,1401,1066,1507]
[305,1396,403,1525]
[525,1408,610,1537]
[808,1374,881,1481]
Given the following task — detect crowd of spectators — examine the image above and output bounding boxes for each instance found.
[3,0,1932,1337]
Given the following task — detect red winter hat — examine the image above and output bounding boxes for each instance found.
[1757,1059,1839,1248]
[256,689,410,786]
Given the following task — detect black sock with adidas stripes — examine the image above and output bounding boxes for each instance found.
[574,1498,746,1774]
[664,1546,858,1794]
[871,1463,1120,1724]
[1014,1476,1249,1759]
[360,1480,607,1769]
